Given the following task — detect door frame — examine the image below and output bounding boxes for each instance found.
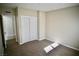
[0,15,6,48]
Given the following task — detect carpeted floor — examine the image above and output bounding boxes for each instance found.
[5,39,79,56]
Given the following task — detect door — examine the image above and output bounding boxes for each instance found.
[30,16,37,41]
[21,16,30,43]
[20,16,38,44]
[0,15,4,55]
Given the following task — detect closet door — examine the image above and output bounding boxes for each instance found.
[30,16,37,41]
[21,16,30,44]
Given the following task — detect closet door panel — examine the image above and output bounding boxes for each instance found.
[21,16,30,43]
[30,16,37,41]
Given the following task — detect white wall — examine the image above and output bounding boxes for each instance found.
[46,6,79,49]
[38,11,46,40]
[18,7,37,16]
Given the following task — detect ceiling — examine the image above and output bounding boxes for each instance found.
[0,3,79,12]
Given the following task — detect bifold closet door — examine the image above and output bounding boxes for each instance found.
[30,16,37,41]
[21,16,30,43]
[21,16,37,44]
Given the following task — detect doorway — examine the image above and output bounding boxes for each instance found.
[2,14,17,48]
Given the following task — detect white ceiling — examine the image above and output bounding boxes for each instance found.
[0,3,79,12]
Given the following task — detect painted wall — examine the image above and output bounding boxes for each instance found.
[38,11,46,40]
[46,6,79,49]
[18,7,37,16]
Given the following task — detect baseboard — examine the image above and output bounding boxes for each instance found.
[20,39,38,45]
[46,37,79,51]
[46,37,55,42]
[60,42,79,51]
[39,37,46,41]
[19,42,23,45]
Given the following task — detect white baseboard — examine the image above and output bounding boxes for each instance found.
[60,42,79,51]
[39,37,46,41]
[20,39,38,45]
[46,37,79,51]
[19,42,23,45]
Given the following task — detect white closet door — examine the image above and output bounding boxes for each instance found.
[21,16,30,43]
[30,16,37,41]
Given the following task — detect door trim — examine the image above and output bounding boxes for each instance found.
[0,15,6,48]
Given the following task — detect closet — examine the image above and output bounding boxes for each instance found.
[20,16,38,44]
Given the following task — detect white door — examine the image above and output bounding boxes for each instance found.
[30,16,37,41]
[21,16,30,43]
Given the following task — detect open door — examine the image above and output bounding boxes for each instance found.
[0,15,6,48]
[0,15,5,55]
